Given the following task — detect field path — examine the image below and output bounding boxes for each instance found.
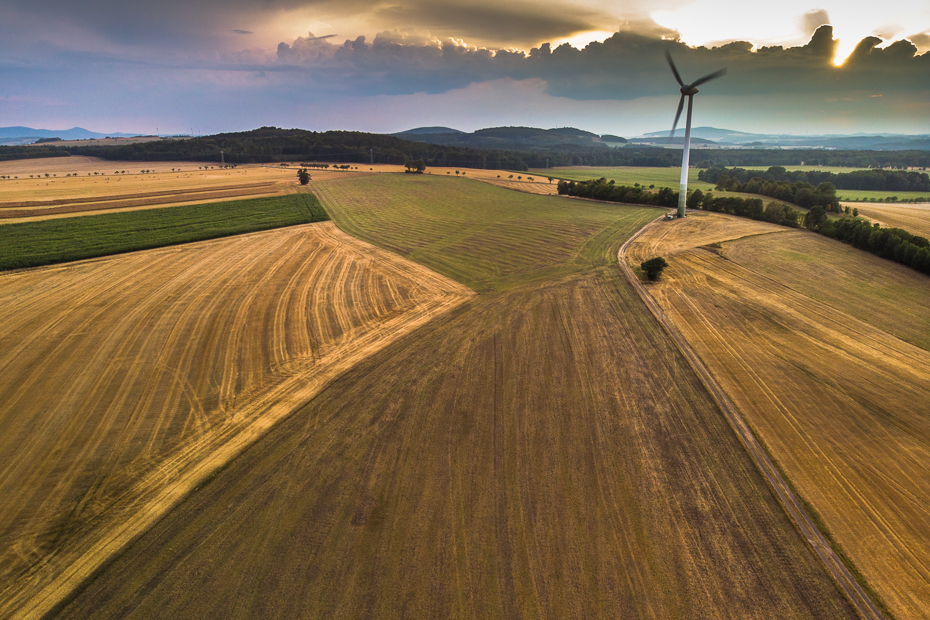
[0,222,473,619]
[618,217,886,620]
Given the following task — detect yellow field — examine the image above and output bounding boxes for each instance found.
[844,202,930,238]
[55,176,856,619]
[628,214,930,620]
[0,222,472,618]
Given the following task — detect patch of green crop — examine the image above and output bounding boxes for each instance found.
[0,192,328,271]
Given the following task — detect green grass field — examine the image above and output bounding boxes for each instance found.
[0,192,328,270]
[529,166,716,191]
[59,175,856,619]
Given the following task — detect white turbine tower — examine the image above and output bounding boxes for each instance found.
[665,50,726,218]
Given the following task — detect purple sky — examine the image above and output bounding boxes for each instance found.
[1,0,928,136]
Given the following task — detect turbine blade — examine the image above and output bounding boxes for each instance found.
[670,94,685,140]
[665,50,684,86]
[689,67,727,88]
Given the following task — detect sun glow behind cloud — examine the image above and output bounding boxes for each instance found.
[551,29,617,49]
[651,0,930,65]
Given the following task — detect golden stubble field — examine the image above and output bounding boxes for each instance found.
[55,175,857,619]
[627,213,930,620]
[0,221,473,618]
[843,202,930,238]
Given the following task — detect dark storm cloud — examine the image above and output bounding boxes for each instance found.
[1,0,603,51]
[272,25,929,102]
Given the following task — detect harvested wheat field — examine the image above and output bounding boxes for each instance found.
[0,222,472,619]
[0,157,350,222]
[57,175,856,619]
[627,212,930,620]
[426,167,560,195]
[844,202,930,238]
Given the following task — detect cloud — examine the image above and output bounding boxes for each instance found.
[231,30,253,35]
[798,9,831,39]
[372,0,611,47]
[268,25,928,103]
[907,33,930,54]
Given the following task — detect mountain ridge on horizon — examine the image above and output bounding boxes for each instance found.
[0,126,142,145]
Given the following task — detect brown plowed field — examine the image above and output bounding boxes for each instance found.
[627,213,930,620]
[55,176,856,619]
[0,222,473,618]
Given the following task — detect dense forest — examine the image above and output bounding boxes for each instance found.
[4,127,930,170]
[62,128,532,169]
[0,145,70,162]
[699,166,930,192]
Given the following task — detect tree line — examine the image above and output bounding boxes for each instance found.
[557,178,678,207]
[699,166,930,192]
[61,127,534,170]
[687,188,930,277]
[817,217,930,275]
[703,170,841,213]
[555,178,774,220]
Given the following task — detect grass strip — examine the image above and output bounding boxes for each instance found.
[0,192,328,271]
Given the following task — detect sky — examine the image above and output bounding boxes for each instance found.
[0,0,928,137]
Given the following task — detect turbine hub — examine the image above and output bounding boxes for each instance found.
[681,86,699,96]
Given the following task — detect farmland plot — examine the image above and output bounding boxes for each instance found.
[0,157,349,223]
[533,166,715,191]
[844,202,930,239]
[627,213,930,620]
[0,222,472,618]
[58,176,855,619]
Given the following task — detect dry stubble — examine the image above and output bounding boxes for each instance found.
[628,213,930,620]
[0,222,472,618]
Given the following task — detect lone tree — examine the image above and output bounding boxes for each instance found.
[297,168,311,185]
[404,159,426,173]
[641,257,669,280]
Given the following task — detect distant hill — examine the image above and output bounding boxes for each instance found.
[0,126,139,146]
[638,127,930,151]
[394,127,464,135]
[394,126,617,150]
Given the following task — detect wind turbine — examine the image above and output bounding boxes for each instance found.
[665,50,726,217]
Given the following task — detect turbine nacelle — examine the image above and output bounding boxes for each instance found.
[680,86,699,96]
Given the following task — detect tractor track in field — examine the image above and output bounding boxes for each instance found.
[618,216,885,620]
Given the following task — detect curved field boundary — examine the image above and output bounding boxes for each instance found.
[618,218,885,620]
[0,222,474,618]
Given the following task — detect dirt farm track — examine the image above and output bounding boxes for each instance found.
[0,222,472,618]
